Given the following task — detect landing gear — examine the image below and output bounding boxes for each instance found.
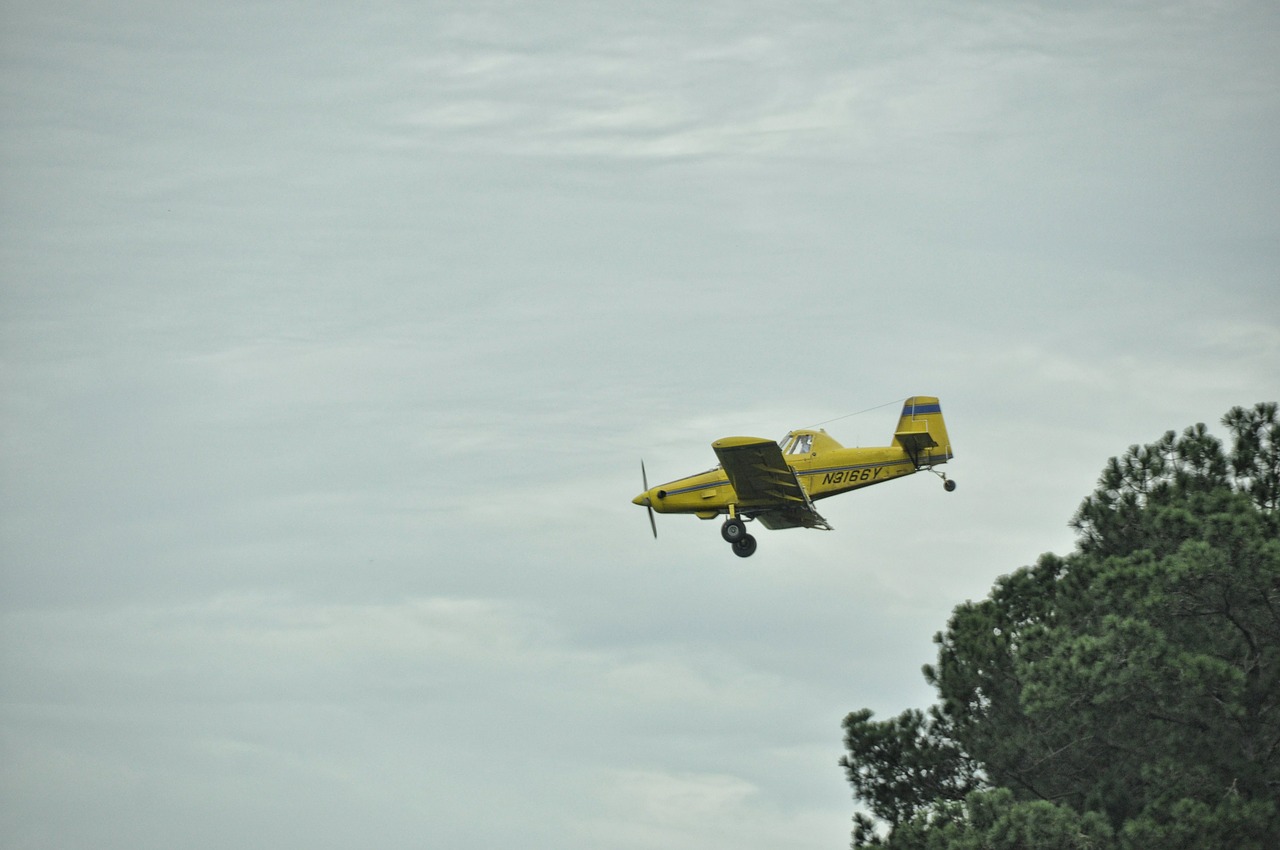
[721,518,747,543]
[929,467,957,492]
[721,516,757,557]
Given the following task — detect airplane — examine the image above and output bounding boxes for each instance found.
[632,396,955,557]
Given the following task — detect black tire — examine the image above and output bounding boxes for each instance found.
[721,518,747,543]
[944,479,957,492]
[732,534,758,558]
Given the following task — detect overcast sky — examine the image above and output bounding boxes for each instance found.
[2,2,1277,848]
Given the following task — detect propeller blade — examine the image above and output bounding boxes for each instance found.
[642,461,657,539]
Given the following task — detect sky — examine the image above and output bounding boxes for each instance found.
[1,1,1277,848]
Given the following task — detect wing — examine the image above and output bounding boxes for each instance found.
[711,437,832,530]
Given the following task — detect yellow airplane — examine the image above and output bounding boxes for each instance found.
[632,396,955,557]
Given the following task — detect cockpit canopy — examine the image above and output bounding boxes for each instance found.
[779,432,813,455]
[778,429,843,456]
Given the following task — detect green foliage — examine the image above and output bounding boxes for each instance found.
[1223,401,1280,511]
[860,789,1116,850]
[842,403,1280,849]
[1070,403,1279,556]
[840,707,978,830]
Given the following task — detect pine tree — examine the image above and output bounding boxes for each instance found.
[841,403,1280,849]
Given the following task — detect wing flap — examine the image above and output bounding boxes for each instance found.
[755,506,832,531]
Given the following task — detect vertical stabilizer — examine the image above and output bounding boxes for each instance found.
[891,396,953,465]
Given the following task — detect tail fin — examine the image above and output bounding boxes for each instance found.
[891,396,953,466]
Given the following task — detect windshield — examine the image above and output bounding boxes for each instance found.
[780,433,813,455]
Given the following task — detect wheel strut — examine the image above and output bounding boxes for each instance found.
[929,467,957,492]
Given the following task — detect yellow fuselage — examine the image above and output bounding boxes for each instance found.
[637,431,929,520]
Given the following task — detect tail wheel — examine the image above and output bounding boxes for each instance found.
[732,534,758,558]
[721,518,747,543]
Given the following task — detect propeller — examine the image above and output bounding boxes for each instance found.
[641,460,657,539]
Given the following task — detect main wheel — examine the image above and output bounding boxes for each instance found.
[721,518,747,543]
[944,479,957,492]
[732,534,758,558]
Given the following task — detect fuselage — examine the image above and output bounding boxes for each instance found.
[632,429,941,519]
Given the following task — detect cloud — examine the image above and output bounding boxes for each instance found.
[2,2,1277,849]
[577,767,842,850]
[2,590,856,847]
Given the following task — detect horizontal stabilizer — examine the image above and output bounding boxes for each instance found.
[894,428,939,455]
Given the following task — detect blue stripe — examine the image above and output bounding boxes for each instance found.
[904,402,942,415]
[661,480,724,497]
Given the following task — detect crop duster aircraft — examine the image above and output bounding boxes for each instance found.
[633,396,955,557]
